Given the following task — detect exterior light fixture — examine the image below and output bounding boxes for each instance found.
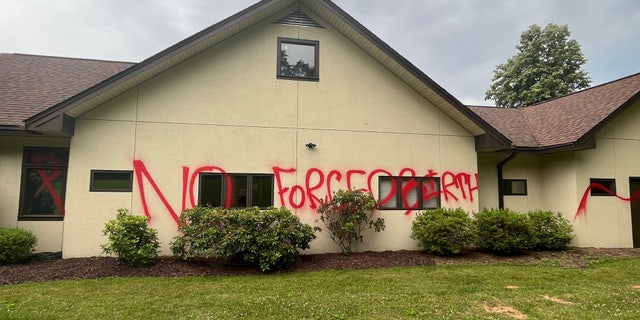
[305,143,317,149]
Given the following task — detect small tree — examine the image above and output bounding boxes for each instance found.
[101,209,160,266]
[486,23,591,108]
[316,189,385,254]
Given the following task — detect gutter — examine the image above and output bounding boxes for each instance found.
[497,152,517,209]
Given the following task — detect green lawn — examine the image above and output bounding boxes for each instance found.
[1,258,639,319]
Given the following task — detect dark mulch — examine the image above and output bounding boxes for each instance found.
[2,248,640,286]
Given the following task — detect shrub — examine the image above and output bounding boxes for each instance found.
[101,209,160,266]
[528,210,574,250]
[0,228,38,264]
[171,207,316,272]
[411,208,476,256]
[475,208,533,255]
[316,189,385,254]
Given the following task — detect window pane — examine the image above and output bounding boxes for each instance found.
[503,179,527,196]
[200,174,222,207]
[252,175,273,208]
[401,178,419,209]
[23,168,65,215]
[590,178,616,196]
[280,42,316,77]
[379,177,397,209]
[511,180,527,195]
[230,175,248,208]
[422,178,440,209]
[91,171,132,191]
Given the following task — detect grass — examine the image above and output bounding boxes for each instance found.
[1,258,640,319]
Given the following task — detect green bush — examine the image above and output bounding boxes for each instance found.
[0,228,38,264]
[316,189,385,254]
[411,208,477,256]
[101,209,160,266]
[171,207,316,272]
[528,210,574,250]
[475,208,533,255]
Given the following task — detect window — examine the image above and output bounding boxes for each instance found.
[379,176,440,210]
[503,179,528,196]
[19,147,69,219]
[90,170,133,192]
[590,178,616,196]
[277,37,319,80]
[199,173,274,208]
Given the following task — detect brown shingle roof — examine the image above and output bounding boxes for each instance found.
[0,53,133,130]
[469,72,640,150]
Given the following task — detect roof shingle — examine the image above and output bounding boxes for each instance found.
[469,72,640,150]
[0,53,133,129]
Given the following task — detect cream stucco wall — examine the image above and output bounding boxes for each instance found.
[572,99,640,248]
[476,153,543,214]
[61,7,479,257]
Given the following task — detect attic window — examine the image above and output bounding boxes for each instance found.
[277,37,319,81]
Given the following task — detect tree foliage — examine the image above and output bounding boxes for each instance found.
[486,23,591,108]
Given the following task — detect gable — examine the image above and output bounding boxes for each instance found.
[80,4,470,139]
[23,0,502,145]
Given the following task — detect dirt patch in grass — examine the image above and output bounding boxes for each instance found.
[483,301,528,319]
[1,247,639,286]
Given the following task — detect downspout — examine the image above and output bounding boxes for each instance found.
[497,152,517,209]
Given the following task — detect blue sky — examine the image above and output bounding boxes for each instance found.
[1,0,638,105]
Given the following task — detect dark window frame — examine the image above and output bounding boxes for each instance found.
[277,37,320,81]
[18,147,69,220]
[90,170,134,192]
[590,178,616,196]
[503,179,528,196]
[378,176,441,210]
[198,173,274,209]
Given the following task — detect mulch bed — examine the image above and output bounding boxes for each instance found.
[2,248,640,286]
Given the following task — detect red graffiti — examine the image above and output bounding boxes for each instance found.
[132,160,478,224]
[133,160,180,223]
[273,166,477,215]
[575,182,640,220]
[29,152,65,215]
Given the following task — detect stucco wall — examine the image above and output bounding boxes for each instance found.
[572,99,640,248]
[476,153,543,214]
[62,7,479,257]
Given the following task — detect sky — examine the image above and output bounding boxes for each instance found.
[1,0,639,105]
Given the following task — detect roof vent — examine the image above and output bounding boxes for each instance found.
[274,9,323,28]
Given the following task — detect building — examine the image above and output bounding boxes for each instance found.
[1,0,639,257]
